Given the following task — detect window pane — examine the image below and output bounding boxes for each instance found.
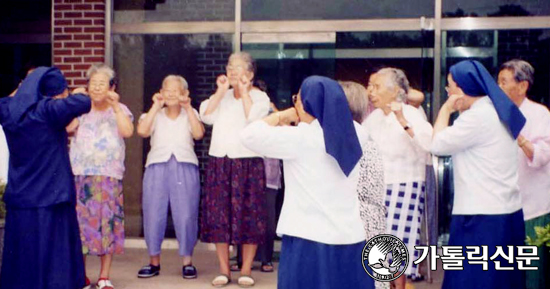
[242,0,434,20]
[443,0,550,17]
[441,29,550,106]
[114,0,235,22]
[243,31,434,114]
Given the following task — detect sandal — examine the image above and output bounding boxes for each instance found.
[97,278,114,289]
[238,275,255,288]
[211,274,231,287]
[260,262,274,272]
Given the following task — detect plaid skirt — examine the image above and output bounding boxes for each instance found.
[385,181,425,276]
[200,157,267,244]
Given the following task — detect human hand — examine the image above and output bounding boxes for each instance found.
[216,74,230,93]
[106,91,121,110]
[179,90,192,110]
[279,108,300,126]
[152,92,164,109]
[72,87,88,95]
[237,75,251,97]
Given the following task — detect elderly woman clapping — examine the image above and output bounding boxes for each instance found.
[241,76,384,289]
[363,68,433,288]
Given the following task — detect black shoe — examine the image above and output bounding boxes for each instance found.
[182,264,197,279]
[137,264,160,278]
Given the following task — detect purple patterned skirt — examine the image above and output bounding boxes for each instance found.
[75,175,125,255]
[200,157,267,244]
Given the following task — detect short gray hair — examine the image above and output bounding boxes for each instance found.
[162,75,189,91]
[339,81,368,123]
[86,63,116,84]
[376,67,410,102]
[500,59,534,89]
[229,52,256,74]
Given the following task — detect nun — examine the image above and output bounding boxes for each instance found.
[241,76,383,289]
[0,67,91,289]
[431,60,526,289]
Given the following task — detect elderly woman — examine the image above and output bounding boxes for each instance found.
[241,76,384,289]
[199,52,270,287]
[432,60,526,289]
[0,67,91,289]
[362,68,433,288]
[498,59,549,289]
[69,64,134,289]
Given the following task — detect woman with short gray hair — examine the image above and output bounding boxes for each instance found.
[69,63,134,289]
[498,59,550,289]
[339,81,369,123]
[362,67,433,289]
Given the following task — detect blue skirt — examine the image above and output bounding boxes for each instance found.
[442,210,525,289]
[0,202,85,289]
[278,235,374,289]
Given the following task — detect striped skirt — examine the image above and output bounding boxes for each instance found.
[385,181,425,276]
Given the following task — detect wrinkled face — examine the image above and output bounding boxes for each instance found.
[161,79,184,107]
[366,73,377,97]
[226,56,253,87]
[498,69,521,101]
[88,72,111,103]
[369,73,397,109]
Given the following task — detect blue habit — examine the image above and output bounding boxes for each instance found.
[0,67,91,289]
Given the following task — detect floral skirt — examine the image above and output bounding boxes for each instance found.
[75,175,125,255]
[200,157,267,244]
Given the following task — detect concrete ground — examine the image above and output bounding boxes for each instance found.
[85,239,444,289]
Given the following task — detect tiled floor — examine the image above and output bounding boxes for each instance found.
[84,240,444,289]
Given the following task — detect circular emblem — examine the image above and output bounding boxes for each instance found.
[362,234,409,282]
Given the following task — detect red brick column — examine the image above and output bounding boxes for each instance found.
[52,0,106,88]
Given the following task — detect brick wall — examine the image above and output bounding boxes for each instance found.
[53,0,106,88]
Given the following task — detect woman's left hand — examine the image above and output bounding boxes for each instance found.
[390,101,405,120]
[237,75,251,97]
[179,90,192,110]
[106,91,121,109]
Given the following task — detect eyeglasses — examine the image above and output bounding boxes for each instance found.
[226,65,244,72]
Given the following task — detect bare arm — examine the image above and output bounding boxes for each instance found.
[108,91,134,138]
[518,135,534,161]
[433,95,460,138]
[203,75,229,116]
[179,91,205,140]
[137,93,164,138]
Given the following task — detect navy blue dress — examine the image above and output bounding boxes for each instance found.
[0,67,91,289]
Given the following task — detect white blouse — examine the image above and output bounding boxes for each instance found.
[431,97,522,215]
[240,120,369,245]
[142,108,200,167]
[200,89,270,159]
[517,99,550,220]
[363,104,433,184]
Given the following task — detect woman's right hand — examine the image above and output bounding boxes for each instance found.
[72,87,88,95]
[152,92,164,109]
[279,108,300,126]
[216,74,230,93]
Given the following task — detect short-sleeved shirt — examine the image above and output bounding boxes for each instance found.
[142,108,199,167]
[70,104,133,180]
